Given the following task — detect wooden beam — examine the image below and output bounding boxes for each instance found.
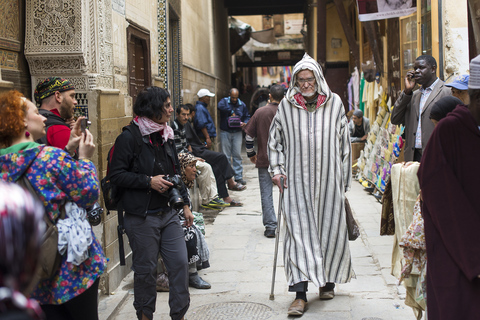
[363,20,384,74]
[332,0,360,69]
[317,0,327,65]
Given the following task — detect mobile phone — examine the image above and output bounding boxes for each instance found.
[80,118,88,133]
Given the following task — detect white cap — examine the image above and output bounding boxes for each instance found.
[197,88,215,98]
[469,55,480,89]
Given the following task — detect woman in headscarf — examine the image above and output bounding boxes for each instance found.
[108,86,193,320]
[178,153,210,289]
[429,96,463,126]
[0,182,44,320]
[0,90,106,319]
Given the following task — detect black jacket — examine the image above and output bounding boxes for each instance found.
[109,123,189,216]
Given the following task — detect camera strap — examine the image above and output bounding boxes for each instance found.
[117,199,126,266]
[152,136,177,176]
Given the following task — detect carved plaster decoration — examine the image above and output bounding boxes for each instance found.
[90,0,114,88]
[158,0,167,89]
[0,0,20,41]
[28,56,87,75]
[25,0,114,91]
[171,19,182,107]
[25,0,82,53]
[0,50,19,70]
[88,0,98,74]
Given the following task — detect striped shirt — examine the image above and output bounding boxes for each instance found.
[415,78,439,148]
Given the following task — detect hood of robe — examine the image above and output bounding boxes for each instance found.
[286,53,332,108]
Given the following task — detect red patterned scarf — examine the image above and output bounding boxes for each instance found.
[293,93,327,111]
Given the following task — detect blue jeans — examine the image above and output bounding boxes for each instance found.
[220,130,243,181]
[258,168,277,230]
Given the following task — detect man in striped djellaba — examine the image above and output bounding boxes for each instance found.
[268,53,353,316]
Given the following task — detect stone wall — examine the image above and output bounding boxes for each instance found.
[443,0,469,78]
[95,88,133,294]
[181,0,231,150]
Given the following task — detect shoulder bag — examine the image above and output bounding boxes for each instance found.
[345,197,360,241]
[17,174,65,281]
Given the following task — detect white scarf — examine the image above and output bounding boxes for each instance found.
[57,202,92,266]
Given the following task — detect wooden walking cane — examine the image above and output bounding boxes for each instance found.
[270,177,284,300]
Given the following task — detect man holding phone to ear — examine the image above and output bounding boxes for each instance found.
[34,77,82,157]
[391,55,451,162]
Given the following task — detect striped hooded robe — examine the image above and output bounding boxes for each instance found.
[268,53,353,288]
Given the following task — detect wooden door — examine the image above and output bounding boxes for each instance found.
[127,25,151,105]
[324,62,350,113]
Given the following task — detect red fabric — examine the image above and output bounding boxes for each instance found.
[418,105,480,320]
[293,93,326,111]
[46,109,70,149]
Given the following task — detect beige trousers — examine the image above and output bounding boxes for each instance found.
[195,160,218,204]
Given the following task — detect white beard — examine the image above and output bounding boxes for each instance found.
[295,85,318,98]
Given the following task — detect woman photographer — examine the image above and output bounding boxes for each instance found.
[0,90,106,319]
[109,86,193,320]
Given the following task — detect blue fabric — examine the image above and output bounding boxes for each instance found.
[258,167,277,230]
[220,130,243,180]
[193,101,216,139]
[217,97,250,132]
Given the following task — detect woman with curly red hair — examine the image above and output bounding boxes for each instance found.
[0,90,106,320]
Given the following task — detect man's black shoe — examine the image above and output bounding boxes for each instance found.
[235,179,247,185]
[264,229,276,238]
[189,273,211,289]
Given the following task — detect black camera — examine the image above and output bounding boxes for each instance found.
[164,175,184,210]
[87,202,103,226]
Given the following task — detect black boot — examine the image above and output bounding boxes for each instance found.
[189,272,211,289]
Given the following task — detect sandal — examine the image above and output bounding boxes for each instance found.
[228,182,246,191]
[228,200,243,207]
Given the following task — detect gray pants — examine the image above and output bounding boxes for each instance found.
[124,209,189,320]
[258,168,277,230]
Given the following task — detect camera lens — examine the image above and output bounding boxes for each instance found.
[87,202,103,226]
[166,175,184,209]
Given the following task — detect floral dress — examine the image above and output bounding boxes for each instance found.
[399,195,427,308]
[0,143,106,305]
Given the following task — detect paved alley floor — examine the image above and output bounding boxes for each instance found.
[99,160,414,320]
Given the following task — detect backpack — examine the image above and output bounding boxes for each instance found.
[100,123,143,265]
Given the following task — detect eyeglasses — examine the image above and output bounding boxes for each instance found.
[297,77,315,85]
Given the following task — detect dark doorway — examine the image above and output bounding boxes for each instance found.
[324,62,350,113]
[127,23,151,105]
